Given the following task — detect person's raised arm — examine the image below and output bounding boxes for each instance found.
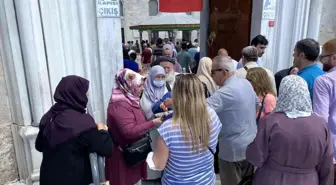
[108,103,162,139]
[78,123,113,157]
[109,104,154,139]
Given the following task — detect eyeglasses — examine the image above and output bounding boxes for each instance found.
[211,69,229,75]
[319,54,335,60]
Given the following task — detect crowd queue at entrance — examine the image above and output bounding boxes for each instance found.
[35,35,336,185]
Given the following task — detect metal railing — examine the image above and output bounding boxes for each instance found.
[87,104,106,185]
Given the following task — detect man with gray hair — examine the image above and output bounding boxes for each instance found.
[207,56,259,185]
[236,46,277,93]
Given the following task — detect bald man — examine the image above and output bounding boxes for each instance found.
[217,48,238,69]
[218,48,228,56]
[207,56,259,185]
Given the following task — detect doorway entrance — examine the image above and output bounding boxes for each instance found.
[207,0,253,60]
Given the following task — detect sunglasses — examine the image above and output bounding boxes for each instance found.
[211,69,229,75]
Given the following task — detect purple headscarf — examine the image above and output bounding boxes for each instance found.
[143,65,167,103]
[39,75,96,148]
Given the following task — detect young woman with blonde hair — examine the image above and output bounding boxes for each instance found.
[146,74,222,185]
[246,67,276,119]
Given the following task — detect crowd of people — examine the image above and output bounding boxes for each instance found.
[35,35,336,185]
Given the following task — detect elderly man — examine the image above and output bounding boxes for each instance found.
[236,46,277,94]
[207,56,259,185]
[218,48,238,69]
[152,56,179,89]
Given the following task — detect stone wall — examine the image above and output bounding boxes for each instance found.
[319,0,336,45]
[0,49,19,184]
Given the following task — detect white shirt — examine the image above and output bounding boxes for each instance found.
[237,57,263,69]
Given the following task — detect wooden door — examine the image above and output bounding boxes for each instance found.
[208,0,253,60]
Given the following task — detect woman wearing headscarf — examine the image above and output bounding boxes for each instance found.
[140,65,167,120]
[140,65,167,182]
[36,75,113,185]
[246,75,333,185]
[105,69,163,185]
[196,57,218,95]
[163,43,182,73]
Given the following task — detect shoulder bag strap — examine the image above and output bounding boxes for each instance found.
[207,146,215,155]
[256,94,267,124]
[166,82,172,92]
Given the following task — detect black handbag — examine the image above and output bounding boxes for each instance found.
[115,133,152,167]
[237,95,266,185]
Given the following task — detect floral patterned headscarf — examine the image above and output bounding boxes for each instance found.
[273,75,312,118]
[110,69,145,107]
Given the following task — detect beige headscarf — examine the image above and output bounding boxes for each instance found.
[196,57,218,95]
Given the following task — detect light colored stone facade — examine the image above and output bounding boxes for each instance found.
[319,0,336,45]
[0,47,19,185]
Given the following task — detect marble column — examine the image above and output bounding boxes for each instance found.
[10,0,53,183]
[96,4,123,120]
[172,30,178,45]
[271,0,323,73]
[14,0,53,126]
[147,30,152,43]
[197,30,200,44]
[139,30,143,53]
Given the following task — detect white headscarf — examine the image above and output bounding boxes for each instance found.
[196,57,218,95]
[273,75,312,118]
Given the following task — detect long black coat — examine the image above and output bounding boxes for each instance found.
[36,128,113,185]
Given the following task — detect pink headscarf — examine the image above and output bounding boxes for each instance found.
[110,69,145,107]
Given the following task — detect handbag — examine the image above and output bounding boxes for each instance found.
[114,133,153,167]
[237,95,266,185]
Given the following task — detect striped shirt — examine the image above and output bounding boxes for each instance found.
[157,107,222,185]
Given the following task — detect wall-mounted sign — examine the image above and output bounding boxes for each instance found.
[96,0,120,18]
[262,0,276,20]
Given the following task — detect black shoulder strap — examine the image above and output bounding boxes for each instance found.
[202,82,211,98]
[166,82,172,92]
[208,146,215,155]
[244,66,249,71]
[256,94,267,124]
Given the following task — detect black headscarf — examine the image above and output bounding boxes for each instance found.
[39,75,96,148]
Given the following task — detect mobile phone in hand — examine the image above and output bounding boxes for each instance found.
[162,113,173,121]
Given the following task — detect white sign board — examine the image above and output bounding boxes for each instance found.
[262,0,276,20]
[96,0,120,18]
